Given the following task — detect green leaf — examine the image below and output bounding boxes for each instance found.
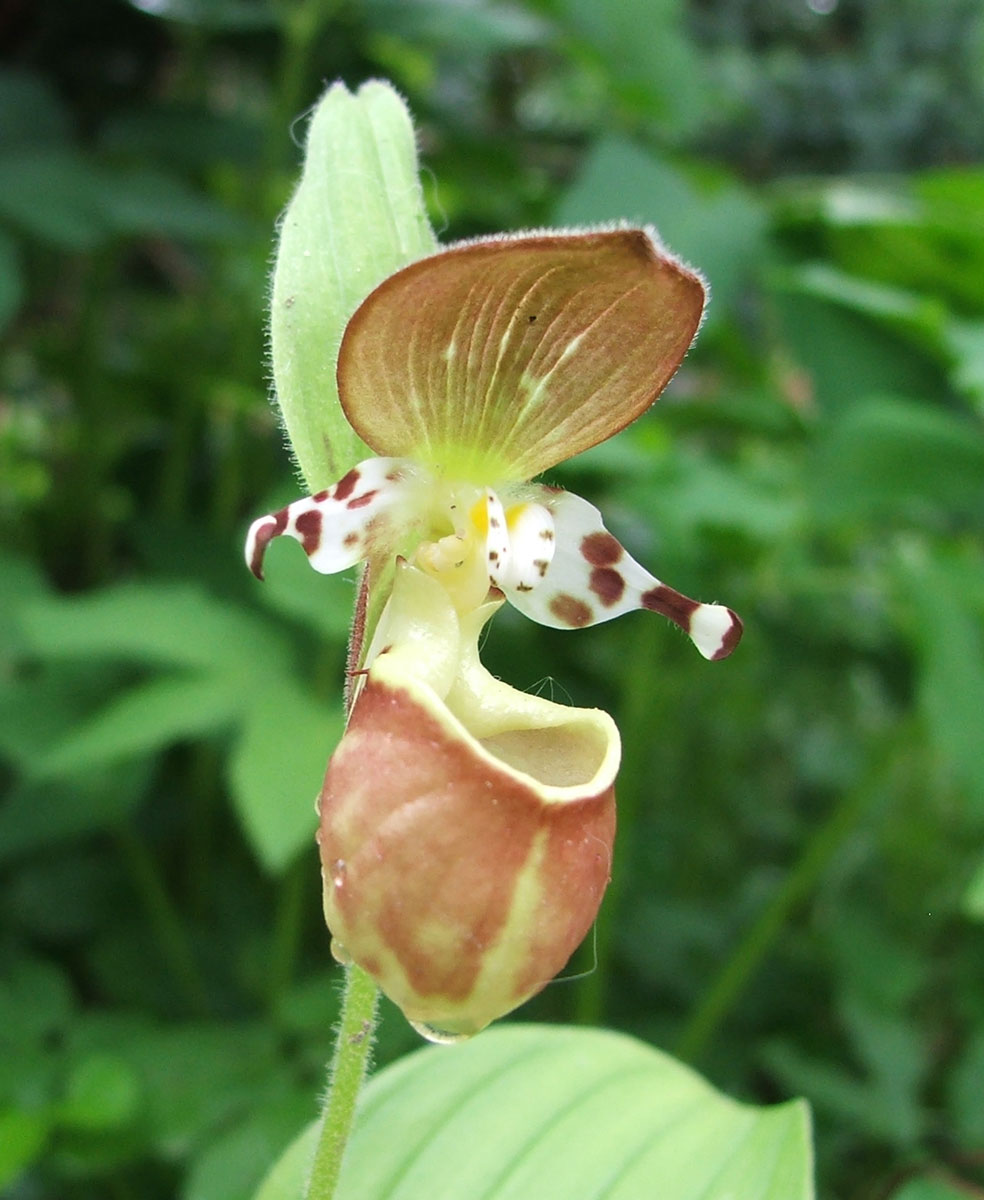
[0,768,145,863]
[67,1019,283,1160]
[556,0,708,137]
[30,672,245,781]
[184,1099,315,1200]
[228,681,344,873]
[810,396,984,525]
[0,956,75,1047]
[255,1025,813,1200]
[944,318,984,411]
[776,293,945,414]
[890,1176,977,1200]
[0,148,108,249]
[58,1053,142,1132]
[21,582,288,672]
[98,165,250,242]
[896,550,984,814]
[0,1108,49,1191]
[270,79,437,490]
[556,136,767,327]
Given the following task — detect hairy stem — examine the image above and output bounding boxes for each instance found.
[304,965,380,1200]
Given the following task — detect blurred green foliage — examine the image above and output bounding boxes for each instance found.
[1,1,983,1198]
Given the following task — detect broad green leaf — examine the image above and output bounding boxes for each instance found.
[0,147,108,249]
[776,293,945,414]
[185,1099,315,1200]
[57,1053,142,1132]
[896,551,984,813]
[270,80,437,490]
[228,681,343,873]
[556,0,707,137]
[0,956,75,1047]
[890,1177,976,1200]
[29,672,245,781]
[809,396,984,525]
[944,318,984,410]
[557,136,767,327]
[66,1019,283,1159]
[0,769,145,863]
[0,551,48,656]
[20,582,288,672]
[98,165,250,242]
[255,1025,813,1200]
[0,1109,49,1191]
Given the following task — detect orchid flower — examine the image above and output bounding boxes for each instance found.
[246,227,741,1040]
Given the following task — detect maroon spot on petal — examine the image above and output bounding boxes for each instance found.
[333,468,361,502]
[489,550,499,562]
[549,594,592,628]
[539,528,554,541]
[294,508,323,556]
[581,532,623,567]
[248,509,288,579]
[489,516,501,529]
[711,609,744,661]
[642,584,699,633]
[534,559,549,577]
[385,468,403,482]
[343,532,360,548]
[347,489,379,510]
[313,488,331,502]
[516,583,534,592]
[589,567,625,607]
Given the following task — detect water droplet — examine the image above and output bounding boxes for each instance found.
[330,937,352,965]
[409,1020,474,1045]
[330,859,346,888]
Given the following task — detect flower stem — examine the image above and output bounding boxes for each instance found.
[304,964,380,1200]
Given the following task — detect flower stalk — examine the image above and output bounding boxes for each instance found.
[305,965,379,1200]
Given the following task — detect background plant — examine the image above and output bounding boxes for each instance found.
[2,2,983,1198]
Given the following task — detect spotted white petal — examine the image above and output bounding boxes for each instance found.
[504,489,743,661]
[245,457,414,580]
[491,501,555,593]
[481,489,511,588]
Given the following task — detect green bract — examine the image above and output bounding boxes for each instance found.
[270,80,437,489]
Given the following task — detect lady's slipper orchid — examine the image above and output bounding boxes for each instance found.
[246,227,742,1038]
